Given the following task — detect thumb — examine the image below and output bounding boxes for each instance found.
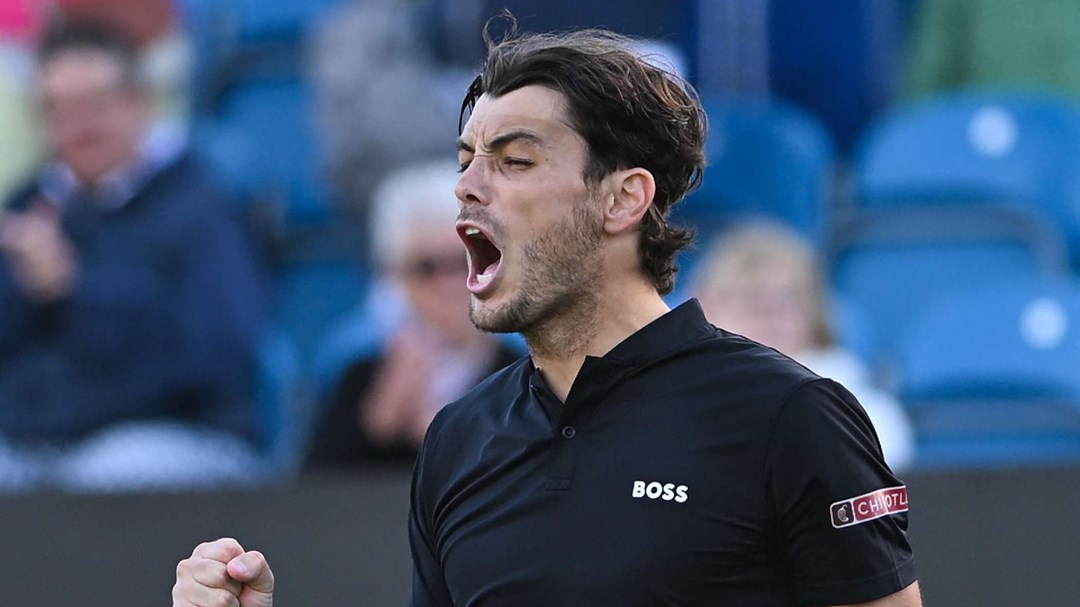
[227,551,274,606]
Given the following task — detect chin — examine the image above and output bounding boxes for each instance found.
[469,296,534,334]
[469,301,514,334]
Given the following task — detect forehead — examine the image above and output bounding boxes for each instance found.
[459,85,577,145]
[41,50,125,94]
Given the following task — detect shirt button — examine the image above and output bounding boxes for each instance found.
[561,426,576,439]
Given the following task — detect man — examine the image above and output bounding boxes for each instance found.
[173,27,921,606]
[0,21,265,492]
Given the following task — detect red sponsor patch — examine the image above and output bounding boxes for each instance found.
[830,485,909,529]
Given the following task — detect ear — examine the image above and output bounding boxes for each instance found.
[602,168,656,235]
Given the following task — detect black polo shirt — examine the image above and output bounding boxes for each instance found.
[409,300,916,606]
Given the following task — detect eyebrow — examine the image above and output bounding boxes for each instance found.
[456,130,546,154]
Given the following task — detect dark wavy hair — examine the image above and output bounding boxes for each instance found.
[460,23,707,295]
[37,18,143,89]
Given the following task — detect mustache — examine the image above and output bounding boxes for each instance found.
[456,209,504,234]
[456,208,485,223]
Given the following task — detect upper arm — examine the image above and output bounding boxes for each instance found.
[767,379,918,605]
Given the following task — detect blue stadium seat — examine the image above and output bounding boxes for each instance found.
[678,99,836,244]
[829,204,1069,366]
[767,0,909,152]
[184,0,342,225]
[854,90,1080,265]
[310,286,401,401]
[274,250,371,365]
[255,328,304,477]
[896,277,1080,469]
[180,0,341,63]
[202,83,333,224]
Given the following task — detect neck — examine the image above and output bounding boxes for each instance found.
[526,275,669,401]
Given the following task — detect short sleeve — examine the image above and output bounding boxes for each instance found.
[765,379,917,606]
[408,423,455,607]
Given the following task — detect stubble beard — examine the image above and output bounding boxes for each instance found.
[469,197,605,358]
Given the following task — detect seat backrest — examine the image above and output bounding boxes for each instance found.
[829,204,1068,363]
[681,99,836,244]
[210,82,334,223]
[898,276,1080,402]
[855,90,1080,210]
[186,0,340,224]
[856,91,1080,267]
[255,328,304,476]
[273,252,370,366]
[894,276,1080,469]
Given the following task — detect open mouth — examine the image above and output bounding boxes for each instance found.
[458,224,503,293]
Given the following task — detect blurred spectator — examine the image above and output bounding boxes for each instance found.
[55,0,193,123]
[693,223,915,471]
[907,0,1080,99]
[0,20,266,492]
[305,161,521,469]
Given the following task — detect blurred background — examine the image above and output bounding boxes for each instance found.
[0,0,1078,605]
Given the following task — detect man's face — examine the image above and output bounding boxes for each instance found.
[701,262,816,356]
[455,85,605,334]
[40,50,147,184]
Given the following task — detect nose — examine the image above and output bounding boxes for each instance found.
[455,160,489,207]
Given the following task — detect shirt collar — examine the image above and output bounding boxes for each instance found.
[526,299,716,410]
[597,298,715,368]
[38,121,187,212]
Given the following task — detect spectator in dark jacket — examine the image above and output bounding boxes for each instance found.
[0,20,266,492]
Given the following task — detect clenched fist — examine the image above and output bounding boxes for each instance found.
[173,538,275,607]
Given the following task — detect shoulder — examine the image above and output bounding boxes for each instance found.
[764,376,893,480]
[661,328,825,410]
[432,355,530,424]
[421,355,530,452]
[137,152,233,215]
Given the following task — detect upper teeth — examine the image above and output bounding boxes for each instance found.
[465,227,480,236]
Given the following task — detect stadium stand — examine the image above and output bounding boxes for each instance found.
[833,91,1080,368]
[766,0,911,152]
[896,276,1080,468]
[181,0,370,367]
[853,90,1080,267]
[679,98,836,244]
[255,329,305,477]
[829,204,1068,371]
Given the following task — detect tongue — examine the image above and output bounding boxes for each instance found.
[482,260,499,275]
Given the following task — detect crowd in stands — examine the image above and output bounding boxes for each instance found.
[0,0,1077,493]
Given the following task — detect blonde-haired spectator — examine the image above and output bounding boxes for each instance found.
[694,222,915,471]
